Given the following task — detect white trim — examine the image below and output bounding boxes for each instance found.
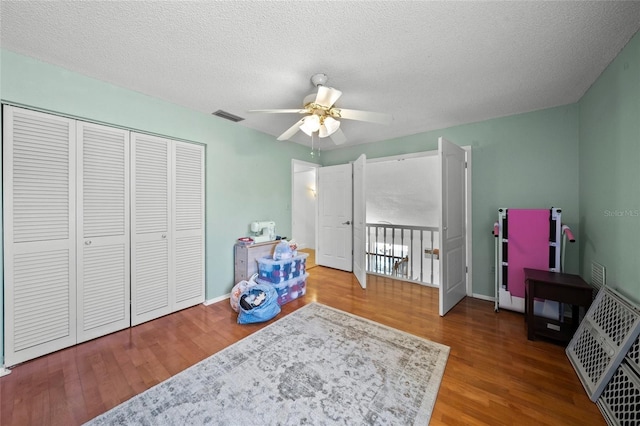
[0,367,12,377]
[292,158,319,173]
[366,150,437,164]
[464,146,473,297]
[291,159,320,251]
[472,293,495,302]
[204,293,230,306]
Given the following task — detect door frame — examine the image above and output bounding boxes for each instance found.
[353,154,367,289]
[291,159,319,250]
[316,163,354,271]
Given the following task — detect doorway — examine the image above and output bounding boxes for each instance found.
[366,152,440,286]
[291,160,319,268]
[291,144,473,314]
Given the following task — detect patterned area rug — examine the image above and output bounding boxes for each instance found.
[86,303,449,425]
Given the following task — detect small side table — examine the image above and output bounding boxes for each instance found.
[524,268,593,344]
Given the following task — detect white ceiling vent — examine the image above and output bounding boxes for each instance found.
[212,110,244,122]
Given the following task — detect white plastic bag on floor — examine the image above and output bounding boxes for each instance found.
[230,273,258,312]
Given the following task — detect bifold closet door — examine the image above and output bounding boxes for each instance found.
[131,135,205,324]
[3,106,77,366]
[76,122,130,343]
[173,141,205,310]
[131,133,172,325]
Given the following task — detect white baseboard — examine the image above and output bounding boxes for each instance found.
[0,367,11,377]
[203,293,230,306]
[472,293,495,302]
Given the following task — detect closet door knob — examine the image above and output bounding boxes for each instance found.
[85,240,92,246]
[162,234,167,239]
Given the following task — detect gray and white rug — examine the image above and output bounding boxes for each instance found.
[87,303,449,425]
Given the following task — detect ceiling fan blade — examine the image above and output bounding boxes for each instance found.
[315,86,342,108]
[333,108,392,124]
[249,109,306,114]
[329,128,348,145]
[277,118,305,141]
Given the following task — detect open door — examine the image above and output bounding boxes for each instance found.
[439,137,467,316]
[317,163,353,271]
[353,154,367,288]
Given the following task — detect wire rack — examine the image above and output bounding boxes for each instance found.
[566,287,640,403]
[596,334,640,425]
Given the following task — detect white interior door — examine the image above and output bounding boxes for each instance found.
[3,106,77,366]
[353,154,367,288]
[76,122,130,343]
[439,137,467,316]
[317,163,353,271]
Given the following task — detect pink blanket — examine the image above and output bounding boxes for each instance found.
[507,209,549,298]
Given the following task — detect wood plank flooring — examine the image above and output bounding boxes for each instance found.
[1,267,604,425]
[298,248,317,270]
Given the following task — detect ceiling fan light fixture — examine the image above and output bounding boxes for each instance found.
[310,73,328,87]
[319,116,340,138]
[252,73,391,145]
[300,114,321,136]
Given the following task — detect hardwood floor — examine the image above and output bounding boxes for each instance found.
[1,267,603,425]
[298,248,317,270]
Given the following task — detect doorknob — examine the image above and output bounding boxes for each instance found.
[342,221,351,225]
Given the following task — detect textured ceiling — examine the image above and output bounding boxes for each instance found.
[1,1,639,151]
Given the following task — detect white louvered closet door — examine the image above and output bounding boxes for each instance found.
[2,106,77,366]
[76,122,130,342]
[131,133,172,325]
[172,141,205,311]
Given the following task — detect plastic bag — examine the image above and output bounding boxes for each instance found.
[230,273,258,312]
[237,283,281,324]
[273,240,293,260]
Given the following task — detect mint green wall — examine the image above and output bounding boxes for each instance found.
[322,105,581,299]
[578,31,640,303]
[0,50,317,365]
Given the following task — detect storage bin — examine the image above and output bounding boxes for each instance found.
[271,280,292,305]
[257,272,309,306]
[257,253,308,284]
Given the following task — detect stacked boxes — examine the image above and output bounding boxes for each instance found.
[256,253,309,305]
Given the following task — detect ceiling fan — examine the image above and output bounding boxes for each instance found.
[250,73,392,146]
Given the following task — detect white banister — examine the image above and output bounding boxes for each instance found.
[365,223,439,286]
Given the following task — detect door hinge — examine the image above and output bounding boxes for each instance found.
[466,266,468,273]
[465,161,468,168]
